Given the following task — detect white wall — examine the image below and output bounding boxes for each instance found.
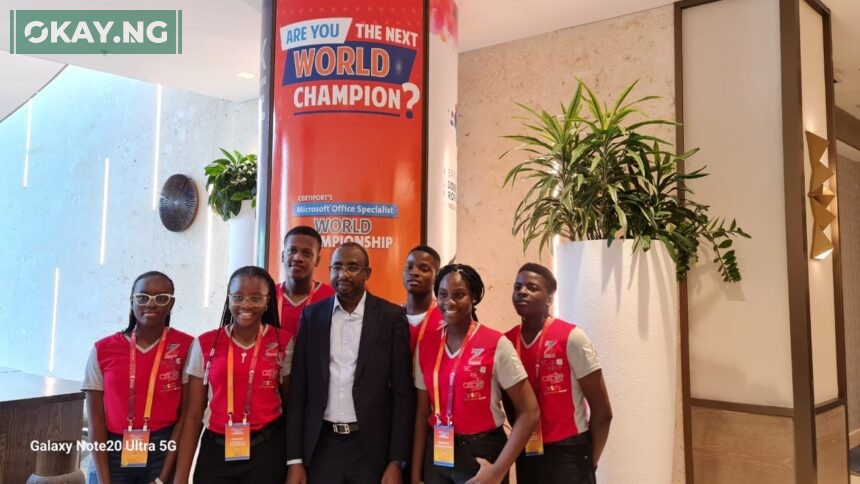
[0,66,258,381]
[683,0,795,407]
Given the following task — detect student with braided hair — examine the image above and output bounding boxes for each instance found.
[411,264,539,484]
[82,271,193,484]
[175,266,293,484]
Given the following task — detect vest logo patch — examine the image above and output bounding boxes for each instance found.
[468,348,484,366]
[542,340,558,358]
[264,342,280,358]
[164,343,181,359]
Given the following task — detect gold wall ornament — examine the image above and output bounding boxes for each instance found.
[805,130,835,259]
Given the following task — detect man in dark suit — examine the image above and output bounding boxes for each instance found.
[286,242,415,484]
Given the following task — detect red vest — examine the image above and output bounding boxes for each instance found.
[198,325,291,434]
[276,281,335,337]
[409,307,444,353]
[506,319,580,442]
[419,324,502,435]
[95,328,193,434]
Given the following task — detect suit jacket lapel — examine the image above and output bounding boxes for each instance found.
[355,293,380,380]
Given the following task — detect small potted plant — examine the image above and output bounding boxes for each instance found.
[204,148,257,222]
[204,148,257,274]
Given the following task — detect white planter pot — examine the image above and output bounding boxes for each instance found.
[556,239,680,484]
[227,201,255,276]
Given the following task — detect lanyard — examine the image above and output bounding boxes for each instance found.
[415,299,437,348]
[128,327,169,431]
[514,318,554,399]
[226,324,264,425]
[432,322,477,427]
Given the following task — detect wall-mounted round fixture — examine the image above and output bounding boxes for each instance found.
[159,174,199,232]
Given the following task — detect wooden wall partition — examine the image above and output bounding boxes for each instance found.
[676,0,848,482]
[691,406,795,484]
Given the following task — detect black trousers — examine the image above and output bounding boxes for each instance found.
[193,419,287,484]
[423,426,509,484]
[307,428,382,483]
[514,433,596,484]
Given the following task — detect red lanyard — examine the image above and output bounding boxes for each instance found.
[128,328,169,430]
[415,300,437,348]
[514,318,554,399]
[226,324,264,425]
[432,322,477,427]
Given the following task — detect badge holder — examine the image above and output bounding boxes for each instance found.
[120,419,150,467]
[433,417,455,468]
[525,423,544,456]
[225,413,251,461]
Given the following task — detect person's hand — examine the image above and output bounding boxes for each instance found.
[286,463,308,484]
[465,458,502,484]
[381,461,403,484]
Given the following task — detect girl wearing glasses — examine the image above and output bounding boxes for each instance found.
[175,266,293,484]
[82,271,194,484]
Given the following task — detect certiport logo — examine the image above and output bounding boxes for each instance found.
[9,10,182,54]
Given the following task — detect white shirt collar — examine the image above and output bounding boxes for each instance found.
[333,291,367,316]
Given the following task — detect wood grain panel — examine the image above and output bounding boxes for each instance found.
[837,159,860,434]
[816,405,849,484]
[0,399,83,483]
[691,406,795,484]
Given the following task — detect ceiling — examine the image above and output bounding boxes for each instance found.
[0,0,858,119]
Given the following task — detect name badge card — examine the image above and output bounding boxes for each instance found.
[225,422,251,461]
[433,424,455,467]
[525,424,544,456]
[120,429,150,467]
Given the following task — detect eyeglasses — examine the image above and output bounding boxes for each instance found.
[131,293,175,306]
[228,294,269,306]
[329,264,367,275]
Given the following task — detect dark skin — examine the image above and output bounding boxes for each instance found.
[85,275,180,484]
[329,244,372,313]
[511,270,613,466]
[410,272,540,484]
[281,234,323,303]
[403,250,438,315]
[174,275,290,484]
[288,245,402,484]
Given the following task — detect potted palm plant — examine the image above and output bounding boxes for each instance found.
[502,80,748,484]
[204,148,257,274]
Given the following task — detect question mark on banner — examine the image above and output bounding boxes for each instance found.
[401,82,420,119]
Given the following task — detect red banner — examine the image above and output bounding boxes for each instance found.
[269,0,425,303]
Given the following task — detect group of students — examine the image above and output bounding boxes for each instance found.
[81,225,612,484]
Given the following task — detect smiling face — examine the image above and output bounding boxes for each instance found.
[403,250,437,296]
[228,275,270,329]
[282,233,321,282]
[330,245,371,301]
[436,272,473,327]
[131,276,175,330]
[512,271,552,319]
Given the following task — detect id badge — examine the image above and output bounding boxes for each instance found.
[525,424,544,456]
[120,429,150,467]
[224,422,251,461]
[433,424,455,467]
